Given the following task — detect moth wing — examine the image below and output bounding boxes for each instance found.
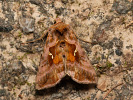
[36,46,65,90]
[66,42,97,84]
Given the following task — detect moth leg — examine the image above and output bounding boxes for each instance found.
[23,30,48,44]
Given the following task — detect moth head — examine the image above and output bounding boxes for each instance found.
[55,25,68,36]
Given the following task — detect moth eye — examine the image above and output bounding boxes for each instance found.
[49,52,53,59]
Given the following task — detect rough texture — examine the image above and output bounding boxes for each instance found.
[0,0,132,100]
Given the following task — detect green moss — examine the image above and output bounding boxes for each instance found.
[88,11,94,17]
[18,31,22,38]
[96,57,101,61]
[94,65,98,71]
[106,61,113,67]
[123,61,128,67]
[26,82,32,86]
[82,98,90,100]
[12,86,16,91]
[13,92,16,96]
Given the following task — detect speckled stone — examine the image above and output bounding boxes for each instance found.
[12,61,26,74]
[55,7,64,15]
[112,37,123,48]
[61,0,68,4]
[115,59,121,65]
[126,44,132,49]
[51,93,63,99]
[93,20,111,43]
[19,17,35,33]
[111,0,132,14]
[29,0,41,5]
[115,49,123,56]
[0,89,6,96]
[0,18,13,32]
[123,72,133,85]
[15,43,34,53]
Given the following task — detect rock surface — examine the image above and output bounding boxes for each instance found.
[0,0,132,100]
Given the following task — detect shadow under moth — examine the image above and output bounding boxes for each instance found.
[35,18,97,90]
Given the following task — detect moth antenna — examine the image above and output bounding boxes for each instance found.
[22,30,48,44]
[70,29,97,45]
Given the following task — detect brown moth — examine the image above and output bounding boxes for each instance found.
[36,18,97,90]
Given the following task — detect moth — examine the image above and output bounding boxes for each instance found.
[36,18,97,90]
